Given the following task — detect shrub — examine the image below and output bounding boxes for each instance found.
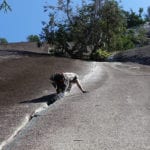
[27,35,40,43]
[91,49,111,61]
[0,38,8,44]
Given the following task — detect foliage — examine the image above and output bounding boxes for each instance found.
[0,38,8,44]
[98,0,126,51]
[133,27,149,47]
[0,0,11,12]
[117,34,135,50]
[41,0,149,60]
[124,8,145,28]
[145,6,150,21]
[27,35,40,43]
[91,49,111,61]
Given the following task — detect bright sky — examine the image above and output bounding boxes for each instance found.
[0,0,149,43]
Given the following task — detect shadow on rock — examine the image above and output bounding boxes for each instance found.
[20,93,65,106]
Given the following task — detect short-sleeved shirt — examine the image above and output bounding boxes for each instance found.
[63,72,79,81]
[63,72,79,91]
[50,72,79,92]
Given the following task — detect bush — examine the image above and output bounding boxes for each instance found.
[91,49,111,61]
[0,38,8,44]
[27,35,40,43]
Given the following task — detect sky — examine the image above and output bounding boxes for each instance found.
[0,0,149,43]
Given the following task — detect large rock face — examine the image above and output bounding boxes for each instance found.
[111,45,150,65]
[0,42,49,53]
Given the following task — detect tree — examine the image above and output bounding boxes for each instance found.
[41,0,148,59]
[96,0,126,51]
[133,27,148,47]
[27,35,40,43]
[0,38,8,44]
[124,8,145,28]
[42,0,126,56]
[145,6,150,21]
[0,0,11,12]
[40,13,56,45]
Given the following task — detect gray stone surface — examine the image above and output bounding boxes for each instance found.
[0,51,149,150]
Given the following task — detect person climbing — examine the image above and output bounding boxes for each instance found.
[50,72,87,94]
